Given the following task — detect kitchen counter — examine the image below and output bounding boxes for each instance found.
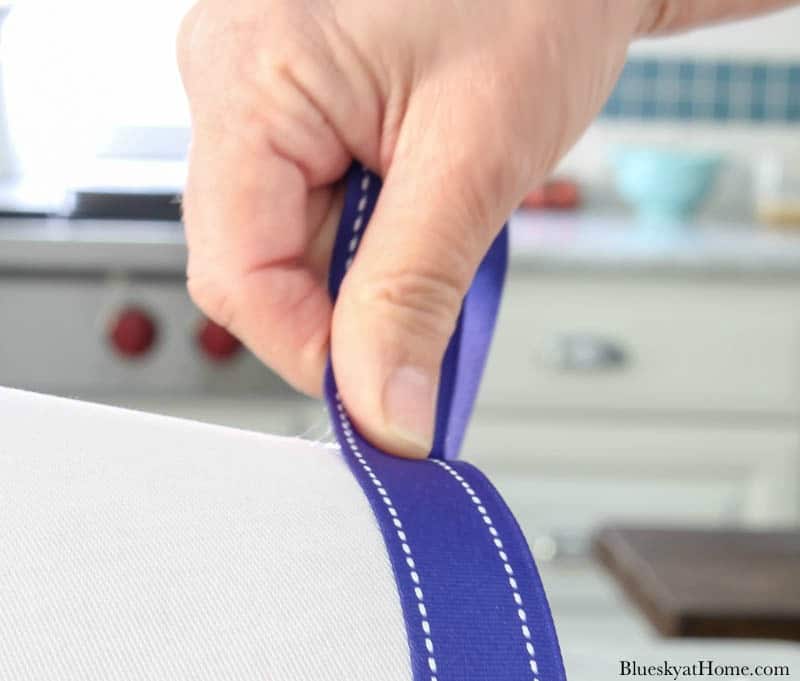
[510,211,800,277]
[3,212,800,277]
[0,218,186,273]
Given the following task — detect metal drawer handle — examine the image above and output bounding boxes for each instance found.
[532,530,590,563]
[544,334,629,372]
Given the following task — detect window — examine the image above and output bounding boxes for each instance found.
[3,0,193,182]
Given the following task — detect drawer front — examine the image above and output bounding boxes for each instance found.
[480,277,800,415]
[463,418,800,540]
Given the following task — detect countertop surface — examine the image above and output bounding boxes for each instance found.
[3,212,800,277]
[509,211,800,277]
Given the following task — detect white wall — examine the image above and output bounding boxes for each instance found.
[3,0,193,177]
[631,4,800,59]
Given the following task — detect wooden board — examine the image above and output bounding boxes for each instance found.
[594,526,800,640]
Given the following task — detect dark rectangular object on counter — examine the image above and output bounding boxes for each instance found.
[70,190,182,222]
[594,526,800,641]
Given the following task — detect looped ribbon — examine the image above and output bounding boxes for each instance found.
[325,164,566,681]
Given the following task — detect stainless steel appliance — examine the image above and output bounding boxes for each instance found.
[0,211,316,433]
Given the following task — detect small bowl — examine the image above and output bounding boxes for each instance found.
[612,147,722,224]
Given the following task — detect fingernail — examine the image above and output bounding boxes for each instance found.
[383,366,436,458]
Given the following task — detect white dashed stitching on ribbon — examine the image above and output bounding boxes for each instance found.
[433,460,540,681]
[345,167,372,270]
[334,395,439,681]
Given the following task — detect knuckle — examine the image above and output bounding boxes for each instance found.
[353,265,465,344]
[186,267,236,331]
[639,0,683,35]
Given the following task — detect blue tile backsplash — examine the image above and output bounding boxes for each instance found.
[602,58,800,123]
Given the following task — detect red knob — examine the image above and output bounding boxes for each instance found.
[197,319,241,362]
[109,307,157,358]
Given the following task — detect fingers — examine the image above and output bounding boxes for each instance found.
[176,0,650,459]
[331,92,516,458]
[184,137,345,395]
[179,1,356,396]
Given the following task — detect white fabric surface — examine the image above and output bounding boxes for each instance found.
[0,387,412,681]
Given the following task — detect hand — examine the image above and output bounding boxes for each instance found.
[176,0,647,457]
[177,0,787,457]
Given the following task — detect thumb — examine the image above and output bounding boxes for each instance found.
[331,117,515,459]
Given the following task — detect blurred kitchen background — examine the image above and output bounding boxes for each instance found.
[1,1,799,676]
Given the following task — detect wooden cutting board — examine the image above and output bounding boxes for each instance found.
[594,526,800,640]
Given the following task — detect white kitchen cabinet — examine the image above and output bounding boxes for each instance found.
[481,277,800,416]
[463,263,800,650]
[466,270,800,539]
[465,418,800,534]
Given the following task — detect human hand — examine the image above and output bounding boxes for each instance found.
[178,0,781,457]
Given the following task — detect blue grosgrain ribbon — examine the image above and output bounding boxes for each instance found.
[324,164,566,681]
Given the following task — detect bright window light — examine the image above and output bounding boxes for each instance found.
[3,0,193,182]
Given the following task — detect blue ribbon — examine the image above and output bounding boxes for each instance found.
[325,163,566,681]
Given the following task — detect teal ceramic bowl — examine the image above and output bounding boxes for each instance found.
[612,147,722,223]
